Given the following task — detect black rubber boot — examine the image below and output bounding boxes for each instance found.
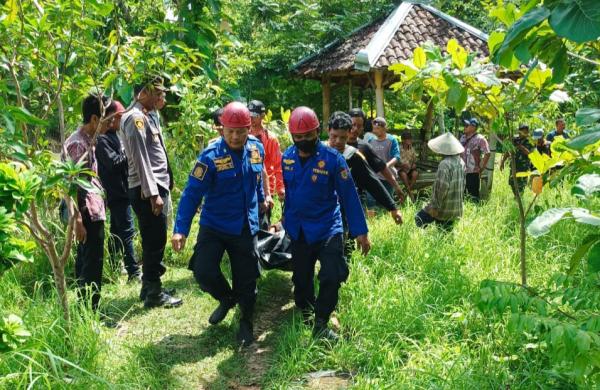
[313,317,339,341]
[143,281,183,309]
[236,305,255,347]
[139,282,176,301]
[208,297,236,325]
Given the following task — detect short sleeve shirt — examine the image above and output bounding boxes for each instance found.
[460,133,490,174]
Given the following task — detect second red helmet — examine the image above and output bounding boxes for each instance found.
[288,106,320,134]
[220,101,252,128]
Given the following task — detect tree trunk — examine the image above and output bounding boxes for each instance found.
[510,152,527,286]
[421,100,435,160]
[50,257,71,324]
[57,83,66,145]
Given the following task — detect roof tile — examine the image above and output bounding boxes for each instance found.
[295,4,488,77]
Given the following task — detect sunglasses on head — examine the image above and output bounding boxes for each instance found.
[373,121,385,127]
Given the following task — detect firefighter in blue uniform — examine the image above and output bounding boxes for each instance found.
[283,106,371,340]
[171,102,267,346]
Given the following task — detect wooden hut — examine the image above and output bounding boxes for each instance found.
[293,1,496,197]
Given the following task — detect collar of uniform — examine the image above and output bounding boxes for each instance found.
[133,101,149,115]
[218,138,251,157]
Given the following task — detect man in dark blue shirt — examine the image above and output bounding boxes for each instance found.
[283,106,370,341]
[96,100,141,281]
[172,102,267,346]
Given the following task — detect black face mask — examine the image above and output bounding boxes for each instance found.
[294,136,319,154]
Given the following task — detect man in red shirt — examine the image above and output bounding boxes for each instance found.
[248,100,284,228]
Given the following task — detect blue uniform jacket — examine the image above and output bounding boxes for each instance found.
[173,137,265,237]
[282,142,368,244]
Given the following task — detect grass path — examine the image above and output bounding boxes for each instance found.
[99,265,296,389]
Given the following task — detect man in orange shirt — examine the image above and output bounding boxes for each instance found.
[248,100,284,229]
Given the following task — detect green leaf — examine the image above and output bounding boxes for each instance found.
[575,330,592,352]
[527,67,552,89]
[446,84,468,113]
[550,44,568,83]
[88,0,114,17]
[528,207,600,237]
[493,7,551,64]
[566,126,600,150]
[576,108,600,126]
[588,243,600,273]
[3,0,18,25]
[549,0,600,43]
[569,234,600,274]
[572,208,600,226]
[572,174,600,198]
[487,31,505,54]
[527,208,571,237]
[5,106,47,126]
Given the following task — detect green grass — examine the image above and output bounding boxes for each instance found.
[1,168,597,389]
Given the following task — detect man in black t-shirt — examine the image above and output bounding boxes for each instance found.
[328,112,403,227]
[348,108,404,204]
[96,100,142,281]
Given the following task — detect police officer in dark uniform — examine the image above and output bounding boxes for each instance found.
[172,102,267,346]
[283,106,370,340]
[121,76,182,309]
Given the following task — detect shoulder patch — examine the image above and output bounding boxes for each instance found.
[340,168,349,180]
[250,149,262,164]
[192,161,208,181]
[134,117,144,130]
[283,158,295,165]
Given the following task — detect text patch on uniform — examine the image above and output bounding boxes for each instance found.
[192,161,208,181]
[213,155,234,171]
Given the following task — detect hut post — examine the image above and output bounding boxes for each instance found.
[322,76,331,128]
[374,70,385,117]
[348,79,353,110]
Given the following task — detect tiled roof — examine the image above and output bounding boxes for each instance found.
[294,20,383,78]
[295,4,489,78]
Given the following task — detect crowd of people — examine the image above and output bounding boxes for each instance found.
[500,119,566,195]
[64,76,569,346]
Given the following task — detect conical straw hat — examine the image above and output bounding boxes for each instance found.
[427,132,464,155]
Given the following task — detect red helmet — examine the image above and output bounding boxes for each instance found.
[289,106,320,134]
[220,102,251,128]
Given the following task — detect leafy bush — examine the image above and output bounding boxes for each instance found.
[0,314,31,353]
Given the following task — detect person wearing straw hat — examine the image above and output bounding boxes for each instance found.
[415,132,466,230]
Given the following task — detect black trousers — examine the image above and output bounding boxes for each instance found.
[190,226,260,310]
[291,232,348,320]
[465,172,481,201]
[129,186,168,283]
[414,209,455,231]
[107,198,140,276]
[75,215,105,309]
